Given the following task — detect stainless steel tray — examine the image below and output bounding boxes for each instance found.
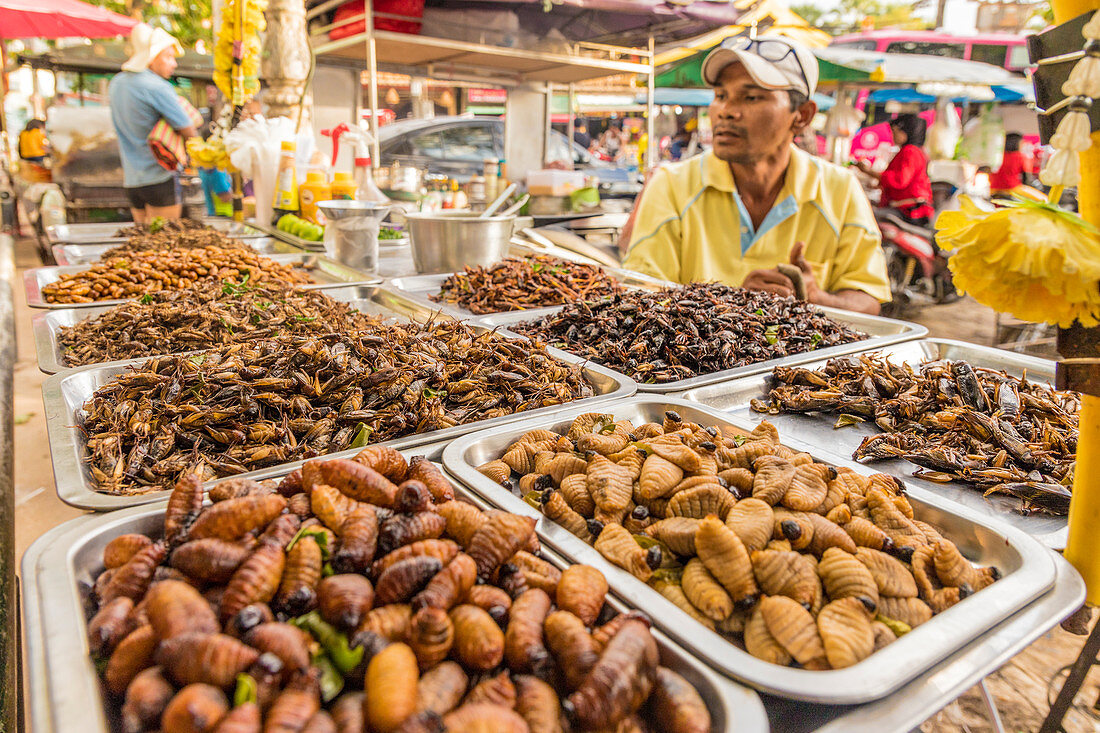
[42,312,636,511]
[25,253,384,309]
[21,452,767,733]
[389,264,668,322]
[442,396,1058,704]
[46,219,268,244]
[31,284,435,375]
[250,221,326,251]
[479,305,928,393]
[51,237,308,266]
[678,338,1068,549]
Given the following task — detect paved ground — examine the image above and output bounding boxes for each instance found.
[10,235,1095,730]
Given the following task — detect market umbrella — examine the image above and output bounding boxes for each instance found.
[0,0,136,39]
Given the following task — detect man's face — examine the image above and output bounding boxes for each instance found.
[149,47,178,79]
[708,63,800,165]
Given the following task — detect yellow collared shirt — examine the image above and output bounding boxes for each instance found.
[623,147,891,302]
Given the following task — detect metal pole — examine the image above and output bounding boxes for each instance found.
[544,83,553,166]
[567,82,576,159]
[365,0,381,168]
[0,234,16,733]
[1039,618,1100,732]
[646,35,656,171]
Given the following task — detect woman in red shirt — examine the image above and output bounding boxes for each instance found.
[990,133,1027,194]
[856,114,934,226]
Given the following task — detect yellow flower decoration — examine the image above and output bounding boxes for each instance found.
[935,195,1100,327]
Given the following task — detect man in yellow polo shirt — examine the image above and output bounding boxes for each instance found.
[623,35,889,315]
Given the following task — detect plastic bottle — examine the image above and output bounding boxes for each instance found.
[442,179,455,209]
[331,171,358,200]
[483,158,498,204]
[299,171,332,225]
[452,180,468,210]
[272,140,300,221]
[355,155,389,204]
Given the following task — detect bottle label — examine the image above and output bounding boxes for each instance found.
[275,168,297,208]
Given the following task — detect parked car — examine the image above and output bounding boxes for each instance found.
[374,116,641,198]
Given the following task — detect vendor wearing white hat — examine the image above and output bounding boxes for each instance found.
[623,35,889,314]
[108,24,199,223]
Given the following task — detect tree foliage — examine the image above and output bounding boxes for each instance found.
[86,0,213,48]
[791,0,931,35]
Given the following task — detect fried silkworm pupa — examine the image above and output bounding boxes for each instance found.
[817,547,879,610]
[407,456,456,503]
[682,558,735,622]
[877,595,933,629]
[513,674,562,733]
[505,588,552,676]
[287,492,313,519]
[318,574,376,631]
[467,513,537,582]
[276,535,323,615]
[555,564,608,627]
[219,541,286,624]
[759,595,829,670]
[564,618,658,729]
[160,683,228,733]
[743,604,792,666]
[366,642,419,732]
[88,596,134,657]
[164,474,204,549]
[208,477,271,503]
[311,484,369,535]
[544,610,600,690]
[412,553,477,613]
[587,455,634,514]
[751,550,819,609]
[478,460,511,484]
[247,652,285,712]
[379,512,447,556]
[509,551,562,596]
[464,670,515,708]
[93,568,116,604]
[652,580,716,631]
[331,508,380,574]
[933,539,998,591]
[354,445,409,483]
[156,632,259,689]
[395,480,435,515]
[667,485,735,521]
[359,604,413,643]
[644,517,700,558]
[224,603,274,639]
[724,498,775,554]
[121,666,174,733]
[752,455,796,506]
[145,580,219,641]
[258,513,302,547]
[782,463,834,512]
[464,584,512,625]
[648,667,712,733]
[376,556,444,606]
[413,661,467,717]
[855,547,918,598]
[442,704,528,733]
[170,538,252,584]
[590,610,649,650]
[277,469,304,498]
[303,458,399,508]
[595,523,659,582]
[436,500,487,547]
[104,534,154,570]
[105,624,157,695]
[871,621,897,652]
[390,711,444,733]
[101,541,168,604]
[695,516,758,609]
[330,692,366,733]
[372,539,460,580]
[265,687,321,733]
[245,622,311,673]
[304,709,339,733]
[638,455,684,501]
[186,494,288,542]
[410,606,455,669]
[817,597,875,669]
[449,604,505,671]
[540,489,592,542]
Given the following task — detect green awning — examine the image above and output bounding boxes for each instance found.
[651,47,873,89]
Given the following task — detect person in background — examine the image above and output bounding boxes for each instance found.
[18,119,49,164]
[854,114,934,226]
[668,128,692,161]
[622,35,888,315]
[600,120,626,161]
[989,132,1027,195]
[573,120,592,150]
[109,24,198,224]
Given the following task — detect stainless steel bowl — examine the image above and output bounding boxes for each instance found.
[404,211,516,274]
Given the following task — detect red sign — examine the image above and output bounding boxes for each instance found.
[467,88,507,104]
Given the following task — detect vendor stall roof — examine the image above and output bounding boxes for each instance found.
[814,47,1024,88]
[17,42,214,80]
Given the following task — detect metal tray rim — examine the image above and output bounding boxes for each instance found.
[441,395,1058,704]
[45,220,269,245]
[51,238,309,266]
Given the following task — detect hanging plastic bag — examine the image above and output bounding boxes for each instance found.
[926,99,961,161]
[958,105,1005,168]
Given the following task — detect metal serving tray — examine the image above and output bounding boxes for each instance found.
[249,221,326,251]
[678,338,1067,550]
[31,283,438,375]
[479,305,928,393]
[387,265,669,322]
[46,219,267,244]
[22,452,767,733]
[51,237,308,266]
[442,396,1058,705]
[25,253,384,309]
[41,309,636,511]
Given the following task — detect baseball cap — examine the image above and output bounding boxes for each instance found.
[701,35,819,98]
[122,23,184,73]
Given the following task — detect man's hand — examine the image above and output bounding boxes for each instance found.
[788,241,881,314]
[742,268,795,298]
[789,241,824,302]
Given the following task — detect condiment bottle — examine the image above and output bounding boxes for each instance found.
[331,171,358,200]
[452,180,468,210]
[483,158,498,204]
[299,170,332,225]
[272,140,299,222]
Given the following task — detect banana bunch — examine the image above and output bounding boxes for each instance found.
[186,137,232,170]
[214,0,267,105]
[935,194,1100,327]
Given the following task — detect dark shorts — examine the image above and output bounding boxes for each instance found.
[125,176,180,209]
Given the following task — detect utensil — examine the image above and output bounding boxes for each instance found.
[405,211,516,274]
[317,200,390,274]
[498,194,530,218]
[519,226,621,268]
[480,182,518,218]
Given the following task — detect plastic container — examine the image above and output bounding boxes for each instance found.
[331,171,358,200]
[527,169,587,196]
[299,171,332,224]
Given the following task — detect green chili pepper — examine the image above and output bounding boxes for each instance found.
[233,673,258,706]
[292,611,364,674]
[313,651,344,702]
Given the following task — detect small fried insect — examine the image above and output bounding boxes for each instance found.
[187,494,287,541]
[544,610,600,690]
[449,604,505,671]
[245,622,311,673]
[682,558,734,622]
[594,523,657,582]
[563,618,658,729]
[514,674,563,733]
[122,666,175,733]
[817,597,875,669]
[416,661,468,716]
[104,534,154,570]
[160,683,228,733]
[156,631,259,689]
[649,667,712,733]
[376,556,444,606]
[409,606,455,669]
[467,512,537,581]
[695,516,758,608]
[556,565,608,627]
[505,588,553,676]
[170,538,253,584]
[759,595,829,670]
[379,512,447,556]
[365,642,419,732]
[101,541,168,604]
[464,670,515,708]
[276,535,323,615]
[145,580,219,641]
[442,703,528,733]
[88,596,135,657]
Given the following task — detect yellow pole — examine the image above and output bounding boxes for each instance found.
[1055,0,1100,604]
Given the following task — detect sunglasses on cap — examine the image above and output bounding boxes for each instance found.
[716,36,811,93]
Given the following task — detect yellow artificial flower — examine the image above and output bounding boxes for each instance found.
[935,195,1100,327]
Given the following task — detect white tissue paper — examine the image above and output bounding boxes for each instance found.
[226,116,316,225]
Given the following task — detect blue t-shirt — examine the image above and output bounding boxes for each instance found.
[108,70,193,187]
